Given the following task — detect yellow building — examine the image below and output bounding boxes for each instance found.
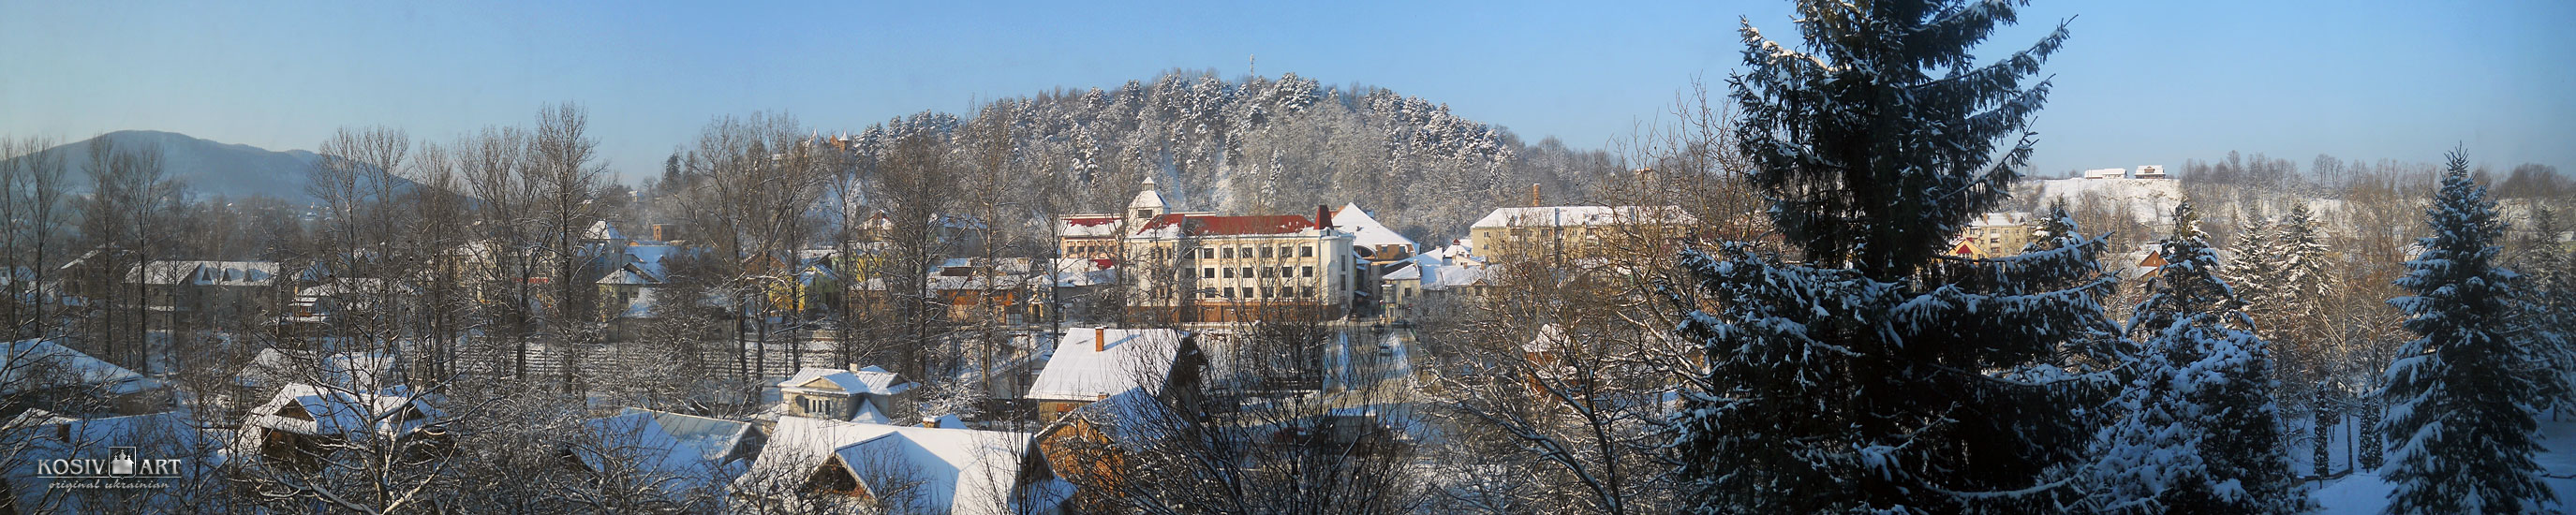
[1467,205,1697,264]
[1956,212,2036,258]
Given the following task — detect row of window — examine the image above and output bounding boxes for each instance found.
[1200,266,1314,279]
[1207,286,1316,300]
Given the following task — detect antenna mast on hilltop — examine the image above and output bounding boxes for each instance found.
[1249,54,1256,78]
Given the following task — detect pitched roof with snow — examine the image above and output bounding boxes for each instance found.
[1,339,161,395]
[1058,216,1125,238]
[240,383,442,439]
[1027,328,1188,402]
[779,366,915,396]
[1334,202,1417,249]
[733,416,1035,515]
[4,412,226,514]
[572,408,751,493]
[585,220,628,241]
[1469,205,1696,228]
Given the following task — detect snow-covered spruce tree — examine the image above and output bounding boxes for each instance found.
[2080,202,2299,515]
[1667,2,2120,512]
[2380,150,2561,515]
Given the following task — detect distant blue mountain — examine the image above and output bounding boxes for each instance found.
[5,130,413,203]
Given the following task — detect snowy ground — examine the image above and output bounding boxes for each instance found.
[2310,417,2576,513]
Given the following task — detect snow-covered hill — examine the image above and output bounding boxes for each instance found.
[2022,177,2185,227]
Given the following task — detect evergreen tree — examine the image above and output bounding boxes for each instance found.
[2080,202,2299,514]
[2380,149,2559,515]
[1667,2,2113,512]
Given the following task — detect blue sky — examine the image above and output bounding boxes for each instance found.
[4,0,2569,183]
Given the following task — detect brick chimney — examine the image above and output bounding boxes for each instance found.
[1094,327,1106,353]
[1530,184,1543,207]
[1315,204,1332,229]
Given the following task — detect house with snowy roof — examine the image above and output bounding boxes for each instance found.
[127,259,283,328]
[1027,328,1202,424]
[1950,212,2036,258]
[774,366,919,424]
[727,416,1053,515]
[1031,387,1175,509]
[1378,243,1495,320]
[236,383,446,473]
[1336,202,1418,262]
[568,407,757,499]
[1,338,170,416]
[585,219,630,247]
[1,411,226,514]
[1468,203,1697,264]
[1111,180,1366,323]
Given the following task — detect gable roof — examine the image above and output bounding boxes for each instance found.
[734,416,1034,515]
[240,383,442,439]
[1027,328,1188,402]
[572,408,751,493]
[585,220,627,241]
[1,338,161,395]
[3,412,226,514]
[779,366,915,396]
[1335,202,1417,249]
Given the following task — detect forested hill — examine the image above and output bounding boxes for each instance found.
[654,70,1627,243]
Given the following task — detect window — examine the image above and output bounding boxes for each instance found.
[1241,267,1253,278]
[1259,267,1274,278]
[1261,246,1273,258]
[1261,287,1273,299]
[1203,268,1217,279]
[1301,245,1313,257]
[1302,287,1314,298]
[1222,247,1234,258]
[1223,287,1236,298]
[1301,266,1313,277]
[1201,248,1214,258]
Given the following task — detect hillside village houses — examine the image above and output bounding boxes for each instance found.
[0,160,1754,513]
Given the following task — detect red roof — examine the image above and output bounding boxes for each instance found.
[1136,213,1317,236]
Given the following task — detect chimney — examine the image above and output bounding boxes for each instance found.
[1094,328,1106,353]
[1316,204,1332,229]
[921,416,939,428]
[1530,184,1543,207]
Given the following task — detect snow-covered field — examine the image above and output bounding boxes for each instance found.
[2309,418,2576,513]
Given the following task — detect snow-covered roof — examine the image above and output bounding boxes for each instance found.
[1058,216,1124,238]
[597,263,661,286]
[585,220,627,241]
[1469,205,1695,228]
[1384,253,1491,291]
[240,383,442,439]
[779,366,915,396]
[1334,202,1416,250]
[4,412,226,514]
[1051,387,1177,449]
[1524,324,1570,353]
[1130,177,1166,210]
[1027,328,1188,402]
[128,260,279,287]
[1,338,161,395]
[1969,212,2033,228]
[572,408,751,493]
[733,416,1035,515]
[625,244,682,278]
